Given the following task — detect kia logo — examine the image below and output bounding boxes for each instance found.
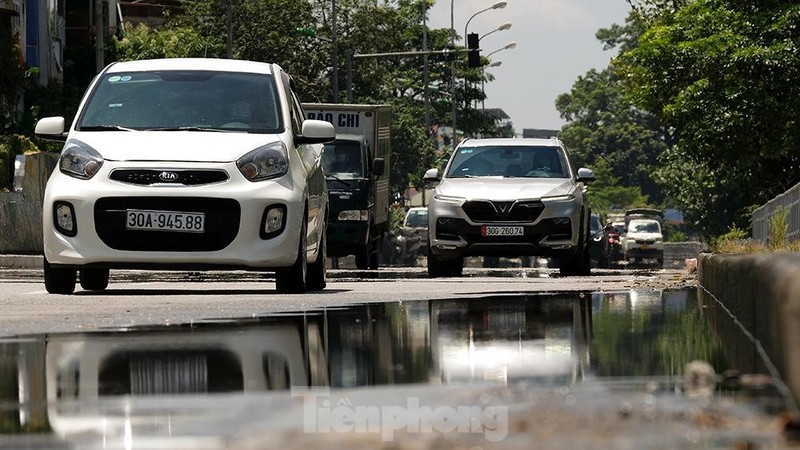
[158,171,179,182]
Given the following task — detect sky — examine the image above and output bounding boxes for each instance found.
[427,0,633,133]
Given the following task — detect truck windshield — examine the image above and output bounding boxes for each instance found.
[77,71,282,133]
[446,145,568,178]
[631,222,661,233]
[322,141,365,178]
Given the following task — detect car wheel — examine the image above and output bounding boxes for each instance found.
[656,257,664,268]
[80,268,110,291]
[44,258,76,295]
[426,242,448,277]
[306,226,327,291]
[368,249,380,270]
[447,257,464,277]
[276,220,308,294]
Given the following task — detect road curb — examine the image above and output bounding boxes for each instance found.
[0,254,42,269]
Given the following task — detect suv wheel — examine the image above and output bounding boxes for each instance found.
[427,244,464,278]
[44,258,76,295]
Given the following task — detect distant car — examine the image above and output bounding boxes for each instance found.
[422,137,596,277]
[621,209,665,267]
[395,207,428,266]
[35,58,335,294]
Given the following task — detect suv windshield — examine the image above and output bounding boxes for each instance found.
[445,145,569,178]
[631,221,661,233]
[77,71,282,132]
[404,209,428,228]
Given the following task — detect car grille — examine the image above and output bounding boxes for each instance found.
[462,200,544,223]
[95,197,241,251]
[109,169,229,186]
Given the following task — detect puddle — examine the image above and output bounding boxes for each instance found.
[0,288,791,446]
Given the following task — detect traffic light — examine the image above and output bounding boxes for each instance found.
[467,33,480,68]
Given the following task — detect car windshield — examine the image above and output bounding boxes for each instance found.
[445,145,569,178]
[322,140,365,178]
[404,210,428,228]
[77,71,282,132]
[631,221,660,233]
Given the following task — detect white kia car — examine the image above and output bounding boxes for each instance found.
[35,58,335,294]
[423,138,595,277]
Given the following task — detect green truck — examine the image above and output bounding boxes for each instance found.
[303,103,392,269]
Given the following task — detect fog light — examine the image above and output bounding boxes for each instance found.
[54,201,77,237]
[551,217,571,224]
[260,205,287,239]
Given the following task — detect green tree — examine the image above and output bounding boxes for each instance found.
[615,0,800,237]
[584,157,650,214]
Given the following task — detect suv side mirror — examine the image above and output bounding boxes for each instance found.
[423,168,440,187]
[372,158,385,177]
[576,167,596,183]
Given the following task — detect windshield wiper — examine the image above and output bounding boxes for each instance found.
[79,125,137,132]
[143,126,226,132]
[326,173,352,185]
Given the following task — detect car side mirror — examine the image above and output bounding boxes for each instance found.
[297,119,336,144]
[372,158,385,177]
[576,167,596,183]
[34,116,67,141]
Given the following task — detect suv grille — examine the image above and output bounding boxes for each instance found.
[109,169,229,186]
[462,200,544,223]
[95,197,241,251]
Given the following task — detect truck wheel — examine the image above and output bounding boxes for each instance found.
[306,227,327,291]
[355,244,370,270]
[368,249,380,270]
[44,258,76,295]
[80,268,110,291]
[276,221,307,293]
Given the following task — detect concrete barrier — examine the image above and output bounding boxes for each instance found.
[0,152,58,254]
[698,252,800,403]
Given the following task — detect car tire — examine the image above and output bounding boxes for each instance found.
[306,227,327,291]
[560,217,591,276]
[276,219,308,294]
[44,258,76,295]
[80,268,110,291]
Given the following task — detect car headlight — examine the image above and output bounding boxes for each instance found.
[59,140,103,179]
[433,194,466,204]
[237,142,288,181]
[541,194,575,202]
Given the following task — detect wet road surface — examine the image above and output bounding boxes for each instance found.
[1,276,796,448]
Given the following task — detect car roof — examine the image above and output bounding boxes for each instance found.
[458,138,562,148]
[105,58,278,75]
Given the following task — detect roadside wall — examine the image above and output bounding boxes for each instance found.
[698,252,800,403]
[0,153,58,253]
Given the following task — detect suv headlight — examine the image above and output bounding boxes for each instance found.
[237,142,288,181]
[433,194,466,204]
[59,140,104,179]
[541,194,575,202]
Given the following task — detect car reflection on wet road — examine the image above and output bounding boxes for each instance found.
[0,287,792,448]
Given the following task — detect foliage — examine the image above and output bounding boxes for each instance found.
[0,27,26,133]
[584,157,650,214]
[109,22,212,61]
[615,0,800,237]
[768,206,788,249]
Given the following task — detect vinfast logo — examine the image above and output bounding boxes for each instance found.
[159,171,179,182]
[493,202,513,215]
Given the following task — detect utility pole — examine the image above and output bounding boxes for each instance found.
[332,0,339,102]
[94,0,104,73]
[226,0,233,58]
[422,3,430,134]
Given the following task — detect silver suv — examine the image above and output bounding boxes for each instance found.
[422,138,595,277]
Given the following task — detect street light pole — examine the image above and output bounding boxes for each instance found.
[452,0,507,145]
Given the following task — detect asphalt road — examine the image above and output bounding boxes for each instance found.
[0,266,696,338]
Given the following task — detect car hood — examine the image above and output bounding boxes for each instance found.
[69,131,285,162]
[436,177,576,201]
